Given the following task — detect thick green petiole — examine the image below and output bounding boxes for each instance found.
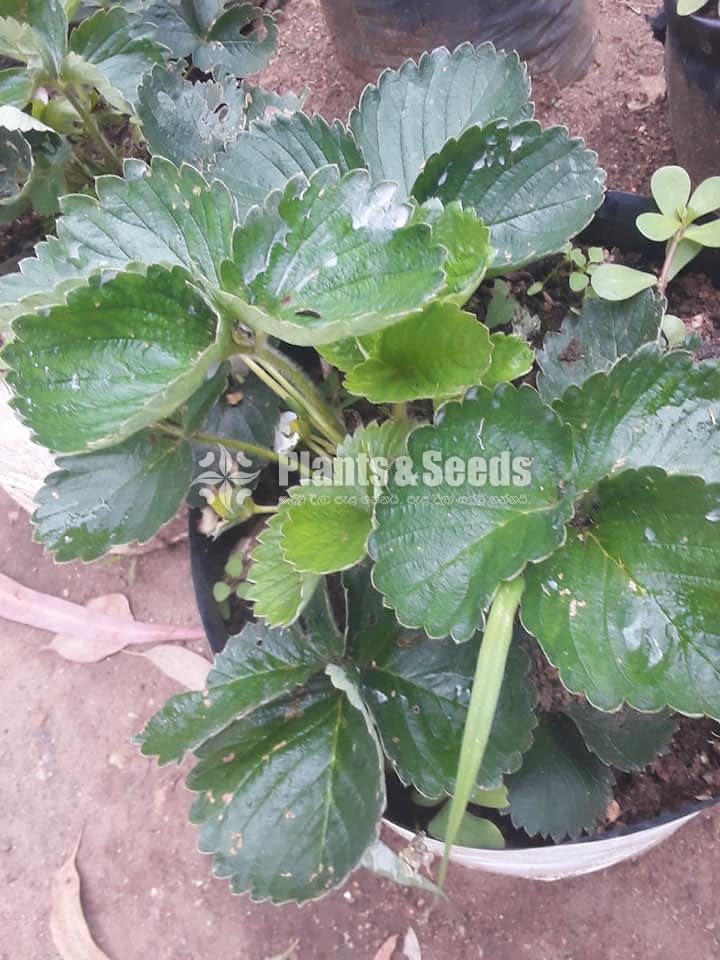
[438,574,525,887]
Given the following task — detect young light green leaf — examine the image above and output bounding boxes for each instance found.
[212,112,364,219]
[666,236,702,282]
[413,121,605,272]
[5,265,231,453]
[33,428,193,561]
[187,679,384,903]
[344,565,536,796]
[470,784,509,809]
[410,200,491,302]
[661,313,687,346]
[651,165,691,217]
[245,508,320,626]
[684,219,720,248]
[280,421,409,574]
[688,176,720,218]
[568,271,589,293]
[554,345,720,490]
[506,714,614,841]
[481,333,534,387]
[523,469,720,717]
[536,291,663,401]
[484,279,516,328]
[561,703,677,773]
[590,263,657,300]
[344,302,493,403]
[428,805,505,849]
[350,42,531,198]
[370,385,575,640]
[636,212,681,242]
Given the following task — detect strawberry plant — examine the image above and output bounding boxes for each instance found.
[4,43,720,902]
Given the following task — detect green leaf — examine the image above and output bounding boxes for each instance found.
[482,333,534,387]
[524,469,720,717]
[561,703,677,772]
[554,346,720,490]
[568,271,589,292]
[470,784,509,809]
[666,236,702,282]
[650,165,691,218]
[484,279,515,329]
[428,806,505,849]
[506,714,614,841]
[5,265,231,453]
[136,66,249,169]
[245,508,320,626]
[636,212,680,242]
[0,67,34,107]
[0,126,32,208]
[187,679,384,903]
[590,263,657,301]
[33,427,192,561]
[344,302,493,403]
[349,43,531,198]
[0,11,46,69]
[223,167,446,347]
[345,564,536,795]
[370,385,575,640]
[0,157,235,322]
[212,112,364,220]
[688,176,720,218]
[67,7,168,112]
[280,420,409,574]
[0,0,68,73]
[410,200,491,302]
[137,601,341,764]
[684,219,720,248]
[536,291,663,402]
[661,312,687,347]
[412,121,605,272]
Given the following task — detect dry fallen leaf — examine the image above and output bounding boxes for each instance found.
[263,940,299,960]
[0,574,205,662]
[373,935,398,960]
[133,644,212,690]
[402,927,422,960]
[50,834,112,960]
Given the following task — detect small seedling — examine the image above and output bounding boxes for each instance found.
[526,242,605,297]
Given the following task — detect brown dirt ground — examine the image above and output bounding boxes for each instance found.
[5,3,720,958]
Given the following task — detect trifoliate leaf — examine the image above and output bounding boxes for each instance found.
[554,345,720,490]
[590,263,657,300]
[506,713,614,841]
[245,508,320,626]
[212,112,364,219]
[280,420,409,574]
[688,176,720,218]
[223,167,446,346]
[187,678,384,903]
[33,428,192,561]
[349,43,531,198]
[536,291,663,402]
[137,598,342,765]
[561,703,677,772]
[482,333,533,387]
[650,165,691,218]
[344,302,493,403]
[413,120,605,272]
[345,565,536,795]
[5,265,231,453]
[523,469,720,717]
[370,385,575,640]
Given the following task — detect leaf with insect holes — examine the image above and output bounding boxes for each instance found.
[350,43,531,198]
[145,0,276,76]
[280,420,409,575]
[506,713,614,841]
[245,507,320,627]
[220,167,447,347]
[0,157,235,323]
[136,587,344,764]
[212,112,365,220]
[536,290,663,402]
[561,703,677,772]
[370,385,575,641]
[186,675,384,903]
[344,565,536,795]
[344,302,493,402]
[412,120,605,272]
[4,265,232,454]
[33,427,193,561]
[523,469,720,717]
[590,263,657,300]
[554,345,720,490]
[65,7,168,113]
[482,333,534,386]
[651,165,691,218]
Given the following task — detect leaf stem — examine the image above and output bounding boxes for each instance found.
[658,231,682,298]
[158,423,283,467]
[438,574,525,888]
[60,83,123,175]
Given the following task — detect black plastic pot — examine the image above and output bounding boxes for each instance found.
[317,0,596,87]
[186,191,720,876]
[663,0,720,183]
